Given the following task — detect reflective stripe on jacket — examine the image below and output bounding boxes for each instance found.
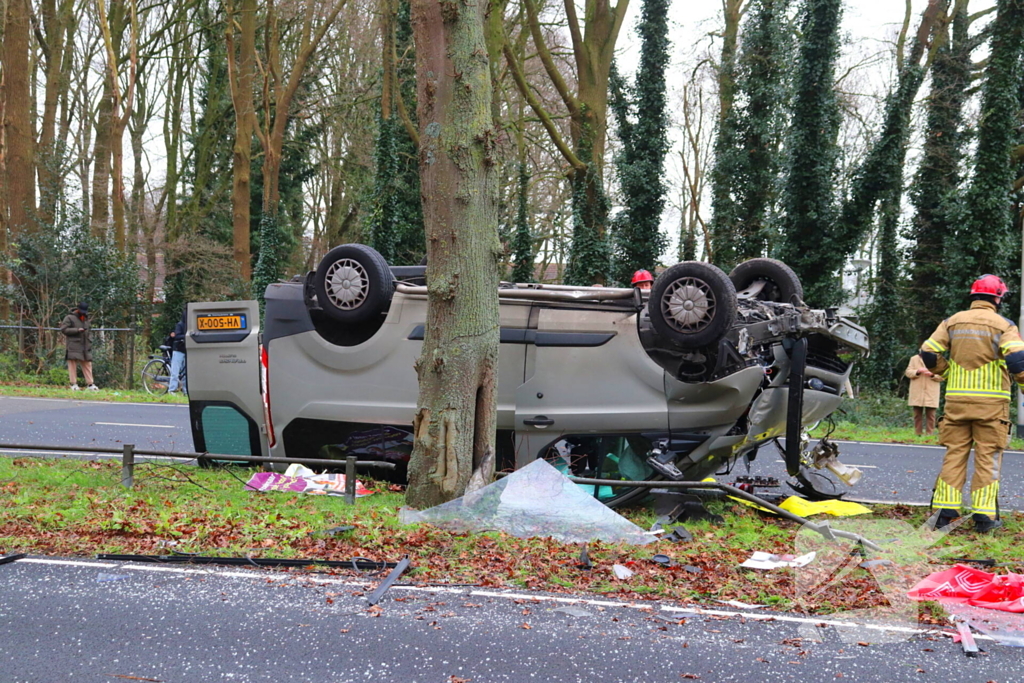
[922,300,1024,403]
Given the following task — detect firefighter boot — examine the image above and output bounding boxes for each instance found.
[972,513,1003,534]
[929,508,959,530]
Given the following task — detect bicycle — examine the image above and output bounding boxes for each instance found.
[141,345,186,395]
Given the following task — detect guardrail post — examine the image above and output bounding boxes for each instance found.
[121,444,135,489]
[345,456,356,505]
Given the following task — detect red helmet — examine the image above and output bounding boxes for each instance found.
[631,269,654,286]
[970,274,1009,299]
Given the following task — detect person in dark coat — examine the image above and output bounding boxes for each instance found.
[167,306,187,393]
[60,302,98,391]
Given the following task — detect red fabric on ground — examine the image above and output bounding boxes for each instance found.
[908,564,1024,613]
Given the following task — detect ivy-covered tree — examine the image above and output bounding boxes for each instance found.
[944,0,1024,311]
[776,0,843,305]
[733,0,792,263]
[563,135,611,286]
[907,4,971,339]
[608,0,671,285]
[510,162,535,283]
[366,0,424,265]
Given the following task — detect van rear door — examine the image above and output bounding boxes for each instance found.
[185,300,268,458]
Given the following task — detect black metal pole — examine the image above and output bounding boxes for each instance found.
[345,456,356,505]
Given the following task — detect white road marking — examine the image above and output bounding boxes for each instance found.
[775,459,877,469]
[6,556,966,640]
[95,422,177,429]
[833,439,1024,455]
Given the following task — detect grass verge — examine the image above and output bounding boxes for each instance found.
[2,457,1020,618]
[813,421,1024,451]
[0,383,187,404]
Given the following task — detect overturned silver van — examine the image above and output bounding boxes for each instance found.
[186,245,868,507]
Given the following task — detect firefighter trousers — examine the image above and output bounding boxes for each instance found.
[932,405,1009,517]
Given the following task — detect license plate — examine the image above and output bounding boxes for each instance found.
[197,314,247,331]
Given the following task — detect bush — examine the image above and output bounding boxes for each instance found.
[833,391,913,429]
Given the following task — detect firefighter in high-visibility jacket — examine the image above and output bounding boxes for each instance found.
[920,274,1024,533]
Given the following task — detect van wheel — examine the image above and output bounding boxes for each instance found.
[649,262,737,348]
[729,258,803,304]
[314,244,394,323]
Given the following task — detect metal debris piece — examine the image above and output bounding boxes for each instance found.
[650,491,725,525]
[367,555,411,606]
[858,559,895,569]
[0,553,26,566]
[954,617,979,657]
[577,544,593,571]
[682,565,703,574]
[552,606,592,618]
[663,526,693,543]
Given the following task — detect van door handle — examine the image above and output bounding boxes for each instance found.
[524,416,554,427]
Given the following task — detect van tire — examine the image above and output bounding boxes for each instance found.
[649,262,737,348]
[729,258,803,305]
[314,244,394,323]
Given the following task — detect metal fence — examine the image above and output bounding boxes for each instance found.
[0,324,137,389]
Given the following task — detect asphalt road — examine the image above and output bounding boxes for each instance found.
[2,395,1024,509]
[1,557,1022,683]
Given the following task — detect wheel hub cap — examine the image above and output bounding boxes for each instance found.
[662,277,716,333]
[325,259,369,309]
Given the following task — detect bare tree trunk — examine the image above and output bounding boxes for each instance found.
[37,0,69,228]
[406,0,502,507]
[4,0,36,237]
[91,81,113,238]
[227,0,257,280]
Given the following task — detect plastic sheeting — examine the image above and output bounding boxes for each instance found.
[946,604,1024,647]
[398,458,653,545]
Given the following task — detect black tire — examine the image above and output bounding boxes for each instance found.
[649,261,737,347]
[314,244,394,323]
[729,258,803,304]
[141,358,170,395]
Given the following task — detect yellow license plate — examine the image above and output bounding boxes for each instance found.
[197,314,246,331]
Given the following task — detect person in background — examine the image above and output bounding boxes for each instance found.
[60,302,98,391]
[904,352,943,435]
[631,269,654,291]
[167,307,187,393]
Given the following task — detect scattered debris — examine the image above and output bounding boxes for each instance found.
[398,459,652,545]
[96,573,130,582]
[740,551,816,570]
[947,604,1024,647]
[612,564,635,580]
[245,464,374,497]
[662,527,694,543]
[366,555,411,606]
[651,554,675,568]
[682,565,703,574]
[552,606,592,618]
[310,525,355,537]
[0,553,26,566]
[651,490,725,525]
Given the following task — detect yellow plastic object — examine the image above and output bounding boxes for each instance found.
[728,494,872,517]
[778,496,872,517]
